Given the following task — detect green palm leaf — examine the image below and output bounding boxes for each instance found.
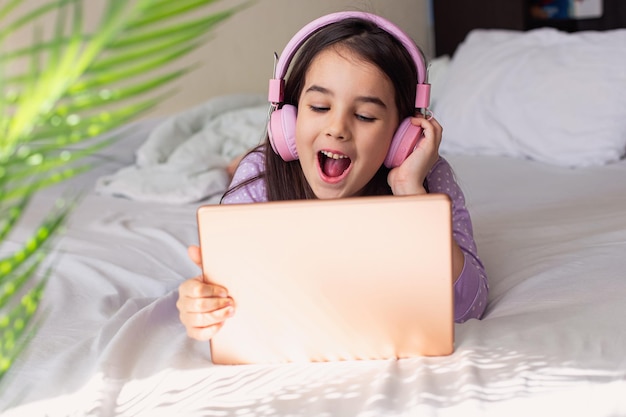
[0,0,250,384]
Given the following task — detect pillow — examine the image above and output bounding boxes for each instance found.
[433,28,626,167]
[426,54,451,108]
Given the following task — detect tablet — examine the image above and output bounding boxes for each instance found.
[197,193,454,364]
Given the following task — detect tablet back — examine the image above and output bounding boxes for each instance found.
[197,193,454,364]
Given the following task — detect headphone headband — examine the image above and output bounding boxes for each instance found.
[268,11,430,109]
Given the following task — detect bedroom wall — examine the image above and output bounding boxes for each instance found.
[3,0,431,119]
[151,0,433,118]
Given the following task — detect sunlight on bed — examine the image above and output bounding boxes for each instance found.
[104,350,623,416]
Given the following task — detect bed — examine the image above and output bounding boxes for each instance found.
[2,18,626,417]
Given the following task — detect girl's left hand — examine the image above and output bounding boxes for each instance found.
[387,114,442,196]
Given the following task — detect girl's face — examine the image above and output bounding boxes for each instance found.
[295,45,399,199]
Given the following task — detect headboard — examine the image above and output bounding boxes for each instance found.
[433,0,626,57]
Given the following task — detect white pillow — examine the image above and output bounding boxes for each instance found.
[426,54,451,108]
[433,28,626,167]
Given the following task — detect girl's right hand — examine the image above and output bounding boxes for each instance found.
[176,246,235,341]
[387,114,442,196]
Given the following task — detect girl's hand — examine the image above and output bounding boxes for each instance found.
[176,245,235,341]
[387,114,442,196]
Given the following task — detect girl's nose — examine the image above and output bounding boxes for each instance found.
[325,114,350,140]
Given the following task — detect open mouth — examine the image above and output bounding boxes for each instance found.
[318,150,352,178]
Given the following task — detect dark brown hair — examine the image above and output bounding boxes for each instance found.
[222,17,420,202]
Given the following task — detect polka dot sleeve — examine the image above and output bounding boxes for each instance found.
[426,158,489,322]
[222,153,489,322]
[221,150,268,204]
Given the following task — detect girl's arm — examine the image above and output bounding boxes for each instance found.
[427,158,489,322]
[388,116,489,322]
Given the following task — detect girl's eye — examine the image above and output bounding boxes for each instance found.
[356,114,376,122]
[309,105,329,113]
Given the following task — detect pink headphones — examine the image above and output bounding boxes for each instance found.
[267,11,431,169]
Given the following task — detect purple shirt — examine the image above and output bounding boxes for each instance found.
[222,150,488,322]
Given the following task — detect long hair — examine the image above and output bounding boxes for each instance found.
[223,17,421,202]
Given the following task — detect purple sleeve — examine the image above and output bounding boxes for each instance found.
[426,158,489,322]
[223,153,488,321]
[221,150,268,204]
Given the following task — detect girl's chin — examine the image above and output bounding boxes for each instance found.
[311,183,362,200]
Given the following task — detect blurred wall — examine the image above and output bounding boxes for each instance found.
[4,0,432,118]
[152,0,433,118]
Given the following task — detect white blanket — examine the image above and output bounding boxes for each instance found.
[3,117,626,417]
[95,93,268,204]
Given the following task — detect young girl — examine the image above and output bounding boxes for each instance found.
[177,12,488,341]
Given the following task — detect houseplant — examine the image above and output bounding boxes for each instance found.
[0,0,248,382]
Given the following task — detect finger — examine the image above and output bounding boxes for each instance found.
[188,245,202,269]
[179,295,234,314]
[411,115,441,131]
[410,117,442,147]
[182,304,235,328]
[428,118,443,139]
[424,116,442,131]
[185,322,225,342]
[179,277,229,298]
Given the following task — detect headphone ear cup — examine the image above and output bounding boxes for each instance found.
[268,104,299,161]
[384,118,423,169]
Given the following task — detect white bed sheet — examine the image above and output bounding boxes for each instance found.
[1,119,625,416]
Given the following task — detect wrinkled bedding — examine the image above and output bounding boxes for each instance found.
[2,117,625,417]
[95,94,267,204]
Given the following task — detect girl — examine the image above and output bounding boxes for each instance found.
[177,12,488,341]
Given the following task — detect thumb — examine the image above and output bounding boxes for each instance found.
[187,245,202,269]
